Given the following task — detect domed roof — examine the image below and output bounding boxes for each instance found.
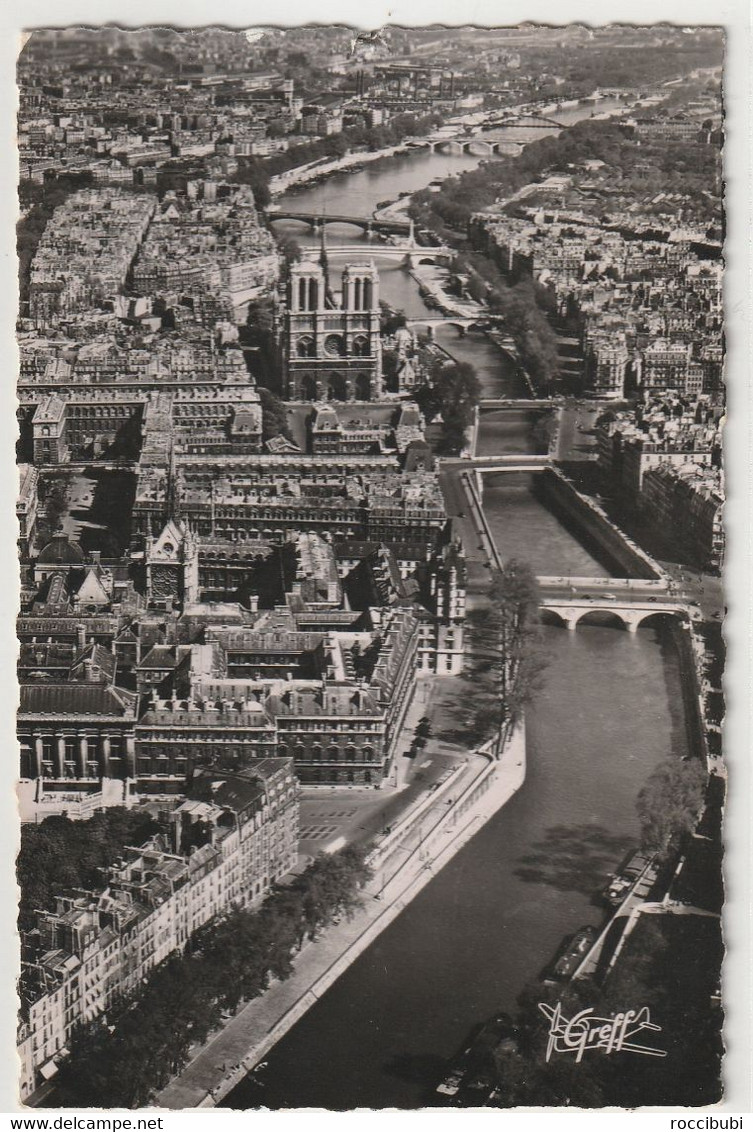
[37,534,85,566]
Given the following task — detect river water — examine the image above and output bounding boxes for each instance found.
[227,622,688,1110]
[225,98,687,1110]
[270,99,625,401]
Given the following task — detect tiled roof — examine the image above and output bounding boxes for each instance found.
[19,683,137,718]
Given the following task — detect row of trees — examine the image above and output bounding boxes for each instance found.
[637,756,707,861]
[459,251,561,392]
[478,562,548,754]
[33,478,70,546]
[259,387,293,444]
[242,296,279,390]
[55,845,373,1108]
[232,110,444,210]
[415,358,482,456]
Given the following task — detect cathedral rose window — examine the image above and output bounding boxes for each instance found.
[324,334,345,357]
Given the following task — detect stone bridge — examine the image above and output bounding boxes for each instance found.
[426,137,523,156]
[324,243,454,265]
[539,596,690,633]
[471,455,552,472]
[480,398,557,410]
[406,316,490,336]
[266,208,412,237]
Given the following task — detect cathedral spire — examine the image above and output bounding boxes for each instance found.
[319,211,337,308]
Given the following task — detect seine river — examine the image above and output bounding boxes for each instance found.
[225,102,688,1109]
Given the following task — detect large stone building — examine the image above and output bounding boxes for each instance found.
[640,463,724,571]
[18,682,139,783]
[281,258,383,402]
[18,763,298,1101]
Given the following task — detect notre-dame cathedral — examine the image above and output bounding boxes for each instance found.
[280,255,383,402]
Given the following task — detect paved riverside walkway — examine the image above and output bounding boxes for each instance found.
[154,725,526,1110]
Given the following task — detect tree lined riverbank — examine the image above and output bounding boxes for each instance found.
[229,137,708,1110]
[158,726,526,1109]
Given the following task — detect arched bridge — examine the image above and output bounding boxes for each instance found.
[426,137,523,156]
[539,596,691,633]
[425,114,569,155]
[406,316,489,335]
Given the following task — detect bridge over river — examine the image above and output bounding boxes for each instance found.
[319,243,454,264]
[456,463,689,632]
[421,112,571,155]
[538,591,691,633]
[266,207,413,238]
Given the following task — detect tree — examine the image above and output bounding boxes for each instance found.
[380,303,407,336]
[473,561,548,754]
[418,359,481,454]
[276,231,302,266]
[18,809,161,930]
[244,297,280,390]
[266,119,289,139]
[41,480,69,536]
[259,387,292,443]
[246,296,275,336]
[381,347,399,392]
[52,840,373,1107]
[636,758,707,859]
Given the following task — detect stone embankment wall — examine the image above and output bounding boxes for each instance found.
[670,619,712,767]
[268,145,409,196]
[536,469,664,580]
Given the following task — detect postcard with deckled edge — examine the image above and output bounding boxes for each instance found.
[9,13,747,1116]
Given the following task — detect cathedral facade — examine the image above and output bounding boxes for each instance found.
[281,258,383,402]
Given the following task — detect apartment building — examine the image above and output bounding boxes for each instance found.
[18,762,298,1101]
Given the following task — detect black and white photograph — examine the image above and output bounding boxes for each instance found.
[9,12,747,1116]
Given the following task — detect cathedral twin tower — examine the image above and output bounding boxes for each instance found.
[282,257,383,402]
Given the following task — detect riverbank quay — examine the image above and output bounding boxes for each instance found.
[154,725,526,1109]
[408,264,484,321]
[536,468,668,581]
[268,144,413,197]
[484,329,537,396]
[686,619,725,778]
[460,467,503,574]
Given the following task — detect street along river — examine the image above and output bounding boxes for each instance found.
[225,118,692,1109]
[225,620,689,1109]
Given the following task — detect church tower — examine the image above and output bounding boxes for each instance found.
[282,257,382,402]
[145,519,199,612]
